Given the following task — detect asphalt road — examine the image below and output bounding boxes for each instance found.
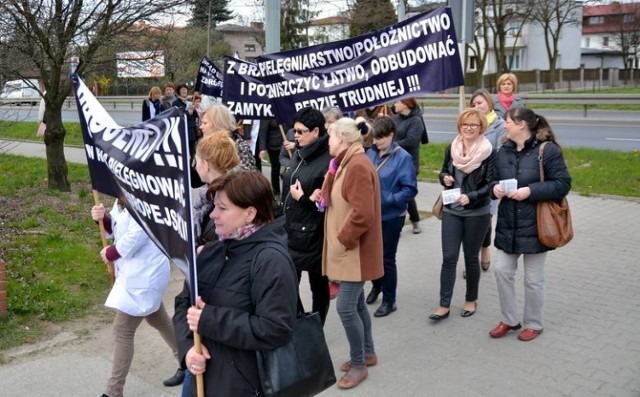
[2,104,639,151]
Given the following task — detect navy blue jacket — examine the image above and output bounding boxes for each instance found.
[367,142,417,221]
[491,138,572,253]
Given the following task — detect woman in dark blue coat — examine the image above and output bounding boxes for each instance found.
[488,108,571,342]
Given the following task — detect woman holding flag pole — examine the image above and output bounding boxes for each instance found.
[173,170,298,397]
[90,197,181,397]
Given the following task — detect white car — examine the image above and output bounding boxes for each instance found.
[0,79,40,106]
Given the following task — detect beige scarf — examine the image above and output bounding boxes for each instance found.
[451,135,493,174]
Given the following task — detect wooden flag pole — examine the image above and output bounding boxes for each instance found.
[194,331,205,397]
[279,124,292,158]
[92,190,115,284]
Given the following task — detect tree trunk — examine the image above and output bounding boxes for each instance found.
[44,106,71,192]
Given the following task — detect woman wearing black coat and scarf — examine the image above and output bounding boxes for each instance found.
[488,108,571,342]
[282,107,332,324]
[173,170,298,396]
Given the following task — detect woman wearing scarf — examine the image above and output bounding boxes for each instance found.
[493,73,526,119]
[429,108,495,321]
[470,89,507,273]
[313,117,383,390]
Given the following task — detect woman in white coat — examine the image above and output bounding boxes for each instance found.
[91,199,180,397]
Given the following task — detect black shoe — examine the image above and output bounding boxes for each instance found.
[366,286,381,304]
[163,368,185,387]
[374,302,397,317]
[461,302,477,318]
[428,310,450,321]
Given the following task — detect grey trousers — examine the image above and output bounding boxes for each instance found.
[336,281,375,367]
[106,302,178,397]
[494,249,547,331]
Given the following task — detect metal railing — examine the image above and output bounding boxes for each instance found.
[3,93,640,117]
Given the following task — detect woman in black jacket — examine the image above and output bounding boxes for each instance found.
[393,97,427,234]
[488,108,571,342]
[141,86,161,121]
[174,170,298,396]
[429,108,494,322]
[282,107,332,324]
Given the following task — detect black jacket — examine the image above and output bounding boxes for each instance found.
[258,119,284,152]
[393,107,426,172]
[491,138,572,254]
[439,144,495,211]
[282,135,331,273]
[141,98,161,121]
[174,220,298,397]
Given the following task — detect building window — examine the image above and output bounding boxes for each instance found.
[506,50,521,70]
[589,16,604,24]
[244,44,256,52]
[623,14,635,23]
[603,36,609,47]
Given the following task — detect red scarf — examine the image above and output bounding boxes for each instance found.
[498,92,514,111]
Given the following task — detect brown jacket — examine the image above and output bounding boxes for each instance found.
[322,142,384,282]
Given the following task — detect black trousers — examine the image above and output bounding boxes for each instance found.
[296,269,330,325]
[439,212,491,307]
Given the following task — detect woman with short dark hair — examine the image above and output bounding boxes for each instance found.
[174,170,298,396]
[364,116,417,317]
[282,107,332,324]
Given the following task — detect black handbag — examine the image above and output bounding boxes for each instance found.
[256,311,336,397]
[251,244,336,397]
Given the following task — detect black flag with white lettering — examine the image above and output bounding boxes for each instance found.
[195,56,223,98]
[73,75,198,301]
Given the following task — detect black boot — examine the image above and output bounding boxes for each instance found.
[366,286,381,304]
[163,368,185,387]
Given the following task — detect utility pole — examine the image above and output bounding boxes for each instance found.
[207,0,212,58]
[264,0,281,54]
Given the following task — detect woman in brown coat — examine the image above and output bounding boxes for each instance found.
[313,116,383,390]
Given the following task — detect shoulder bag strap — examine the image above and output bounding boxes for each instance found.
[376,146,401,171]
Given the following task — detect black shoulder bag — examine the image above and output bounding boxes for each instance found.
[251,243,336,397]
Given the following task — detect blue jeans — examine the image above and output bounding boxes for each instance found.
[440,212,491,307]
[181,371,191,397]
[372,216,405,304]
[336,281,375,367]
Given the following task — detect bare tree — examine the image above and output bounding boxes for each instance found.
[529,0,582,89]
[0,0,188,191]
[480,0,533,76]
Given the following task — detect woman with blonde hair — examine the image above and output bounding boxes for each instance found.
[493,73,526,119]
[142,86,162,121]
[199,103,254,169]
[314,116,383,390]
[429,108,494,322]
[470,89,507,273]
[193,133,241,247]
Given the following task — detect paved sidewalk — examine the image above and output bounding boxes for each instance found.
[1,141,639,396]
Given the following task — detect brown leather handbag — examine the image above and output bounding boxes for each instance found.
[536,142,573,248]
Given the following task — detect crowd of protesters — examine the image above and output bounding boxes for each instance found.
[92,72,570,396]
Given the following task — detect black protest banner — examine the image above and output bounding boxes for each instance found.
[223,56,275,120]
[195,56,223,99]
[74,76,198,301]
[257,7,464,126]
